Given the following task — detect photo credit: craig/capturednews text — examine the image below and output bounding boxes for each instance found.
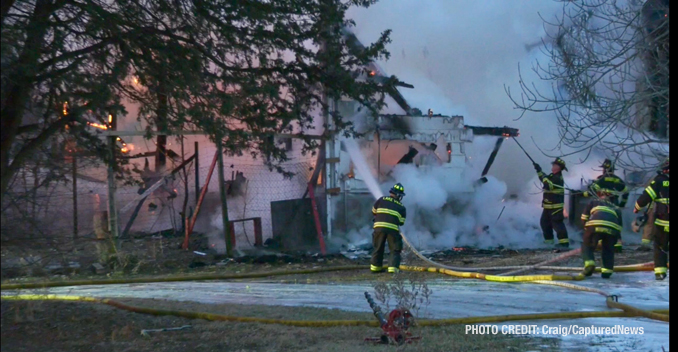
[465,324,644,337]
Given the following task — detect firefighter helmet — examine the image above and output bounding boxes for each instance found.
[597,188,613,199]
[601,159,614,172]
[661,157,669,171]
[390,183,406,197]
[552,157,568,172]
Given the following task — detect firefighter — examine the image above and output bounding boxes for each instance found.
[637,173,661,251]
[580,189,623,279]
[582,159,629,252]
[370,183,407,274]
[634,158,669,280]
[534,157,570,248]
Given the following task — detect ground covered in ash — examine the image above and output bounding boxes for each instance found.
[1,229,655,284]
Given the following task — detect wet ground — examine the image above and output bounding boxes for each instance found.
[2,271,668,351]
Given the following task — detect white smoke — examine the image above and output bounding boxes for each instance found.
[344,136,547,250]
[335,1,662,250]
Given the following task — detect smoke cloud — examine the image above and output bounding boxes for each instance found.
[339,1,654,250]
[347,1,604,195]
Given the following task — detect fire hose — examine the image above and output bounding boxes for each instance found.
[0,294,668,326]
[1,259,666,291]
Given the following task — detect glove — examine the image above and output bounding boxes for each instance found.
[533,163,542,173]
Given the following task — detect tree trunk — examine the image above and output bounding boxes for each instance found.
[0,0,53,197]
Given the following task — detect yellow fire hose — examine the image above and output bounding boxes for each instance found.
[400,265,583,282]
[606,297,670,323]
[0,294,669,327]
[2,264,668,326]
[0,262,666,290]
[499,248,582,276]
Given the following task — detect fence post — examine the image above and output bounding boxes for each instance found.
[106,135,120,248]
[216,140,232,257]
[194,141,199,205]
[253,217,262,246]
[72,155,78,240]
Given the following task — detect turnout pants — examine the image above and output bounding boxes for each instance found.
[641,205,657,245]
[371,228,403,273]
[582,226,617,275]
[540,208,569,245]
[652,223,669,276]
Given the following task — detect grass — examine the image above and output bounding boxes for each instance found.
[1,298,559,352]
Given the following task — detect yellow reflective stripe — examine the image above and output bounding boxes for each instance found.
[591,206,618,217]
[654,267,667,274]
[645,186,657,200]
[594,227,612,234]
[372,207,377,214]
[375,208,405,223]
[641,239,651,244]
[387,267,400,273]
[370,265,383,271]
[558,238,569,244]
[373,222,399,230]
[585,220,622,231]
[601,268,613,273]
[544,239,554,244]
[584,260,596,267]
[634,203,642,211]
[543,203,564,209]
[541,176,553,189]
[581,214,590,220]
[614,242,622,247]
[654,219,670,226]
[655,198,669,204]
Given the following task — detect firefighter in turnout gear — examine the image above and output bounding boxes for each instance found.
[638,175,660,250]
[370,183,407,274]
[583,159,629,252]
[534,157,569,248]
[580,189,623,279]
[634,157,670,280]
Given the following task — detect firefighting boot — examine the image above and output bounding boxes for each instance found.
[614,240,623,253]
[582,261,596,277]
[655,273,667,281]
[637,239,652,251]
[601,268,613,279]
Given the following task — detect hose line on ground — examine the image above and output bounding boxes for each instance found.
[1,261,668,290]
[605,297,670,323]
[0,294,669,327]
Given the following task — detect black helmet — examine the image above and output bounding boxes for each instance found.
[601,159,614,172]
[552,157,568,172]
[597,188,613,198]
[390,183,405,197]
